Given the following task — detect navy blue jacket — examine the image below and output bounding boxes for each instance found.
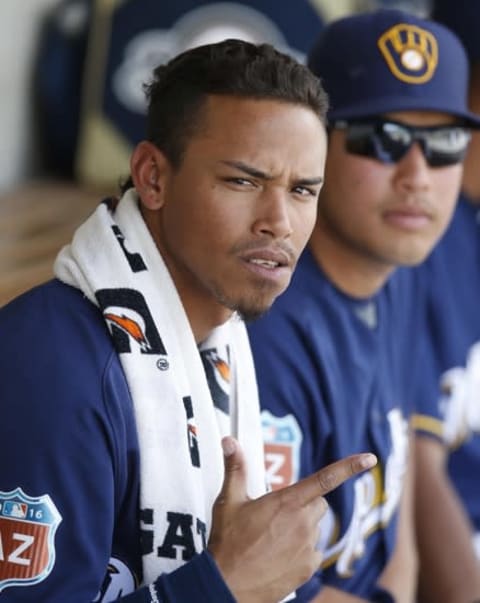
[0,280,235,602]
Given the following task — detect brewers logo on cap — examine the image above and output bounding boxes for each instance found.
[378,23,438,84]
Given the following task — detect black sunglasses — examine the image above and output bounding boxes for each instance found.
[332,119,472,168]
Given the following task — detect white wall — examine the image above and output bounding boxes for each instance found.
[0,0,429,194]
[0,0,59,193]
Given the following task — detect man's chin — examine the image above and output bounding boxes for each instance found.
[394,247,433,267]
[215,285,281,323]
[234,297,278,323]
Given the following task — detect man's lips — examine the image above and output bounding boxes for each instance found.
[240,247,294,269]
[383,205,433,231]
[238,246,295,283]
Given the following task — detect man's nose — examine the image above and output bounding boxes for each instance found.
[252,189,293,239]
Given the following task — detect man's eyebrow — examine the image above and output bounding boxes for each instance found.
[220,160,272,180]
[220,160,323,185]
[295,176,324,186]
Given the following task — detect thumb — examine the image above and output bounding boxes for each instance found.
[217,436,248,506]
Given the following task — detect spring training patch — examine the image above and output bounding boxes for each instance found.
[0,487,62,593]
[262,410,302,491]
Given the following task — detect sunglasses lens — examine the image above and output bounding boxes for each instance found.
[345,122,411,163]
[378,122,413,162]
[423,127,471,167]
[344,123,383,159]
[342,120,471,167]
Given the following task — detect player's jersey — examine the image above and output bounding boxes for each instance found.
[0,280,235,602]
[413,196,480,540]
[248,249,420,600]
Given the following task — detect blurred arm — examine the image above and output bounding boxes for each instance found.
[378,435,417,603]
[310,587,370,602]
[415,435,480,603]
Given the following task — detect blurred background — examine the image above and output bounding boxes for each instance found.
[0,0,431,305]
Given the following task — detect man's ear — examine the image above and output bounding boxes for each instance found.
[130,141,170,210]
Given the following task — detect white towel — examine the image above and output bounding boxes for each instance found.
[54,189,266,584]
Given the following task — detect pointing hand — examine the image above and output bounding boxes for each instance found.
[209,436,377,603]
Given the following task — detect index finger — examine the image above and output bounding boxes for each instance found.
[288,453,377,506]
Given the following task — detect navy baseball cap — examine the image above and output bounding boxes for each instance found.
[432,0,480,63]
[308,9,480,128]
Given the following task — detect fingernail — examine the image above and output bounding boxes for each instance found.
[222,437,236,457]
[359,453,377,470]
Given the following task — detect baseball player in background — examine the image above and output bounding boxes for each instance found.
[413,2,480,601]
[249,9,480,603]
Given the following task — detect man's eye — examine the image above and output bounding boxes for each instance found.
[292,186,317,197]
[226,177,255,186]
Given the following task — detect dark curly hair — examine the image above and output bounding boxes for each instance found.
[120,38,328,193]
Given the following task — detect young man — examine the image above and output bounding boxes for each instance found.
[0,40,377,602]
[413,2,480,601]
[248,10,479,603]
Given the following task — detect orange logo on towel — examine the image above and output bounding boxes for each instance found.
[104,312,149,349]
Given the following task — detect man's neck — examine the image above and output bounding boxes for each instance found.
[308,220,394,299]
[140,203,233,344]
[181,291,233,345]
